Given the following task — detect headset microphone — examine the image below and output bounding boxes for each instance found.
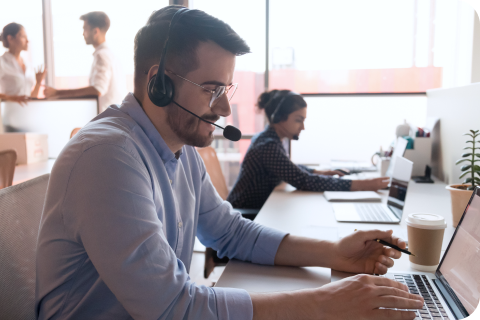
[172,101,242,141]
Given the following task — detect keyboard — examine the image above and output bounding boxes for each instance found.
[393,274,450,319]
[355,203,394,222]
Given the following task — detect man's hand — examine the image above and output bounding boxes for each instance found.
[351,177,390,191]
[44,86,59,99]
[251,274,424,320]
[312,274,424,320]
[331,229,404,274]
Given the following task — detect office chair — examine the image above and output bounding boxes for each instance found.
[196,147,259,278]
[0,174,50,320]
[70,127,81,139]
[0,149,17,189]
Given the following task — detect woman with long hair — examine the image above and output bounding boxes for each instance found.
[227,89,389,210]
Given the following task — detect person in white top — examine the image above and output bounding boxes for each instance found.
[0,22,46,132]
[45,12,125,113]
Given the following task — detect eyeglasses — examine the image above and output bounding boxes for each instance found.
[168,70,238,107]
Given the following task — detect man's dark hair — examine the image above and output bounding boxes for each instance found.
[134,5,250,93]
[80,11,110,32]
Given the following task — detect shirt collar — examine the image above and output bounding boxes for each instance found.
[264,125,281,141]
[119,93,182,163]
[93,42,108,55]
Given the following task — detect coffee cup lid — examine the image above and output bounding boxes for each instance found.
[406,213,447,230]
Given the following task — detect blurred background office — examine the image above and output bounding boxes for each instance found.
[0,0,479,187]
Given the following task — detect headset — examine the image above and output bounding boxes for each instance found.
[147,7,190,107]
[145,7,242,141]
[270,91,300,124]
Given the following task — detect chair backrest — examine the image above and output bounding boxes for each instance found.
[0,149,17,189]
[70,127,81,139]
[196,146,229,200]
[0,174,50,320]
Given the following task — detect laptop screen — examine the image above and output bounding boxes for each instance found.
[437,189,480,315]
[387,157,413,215]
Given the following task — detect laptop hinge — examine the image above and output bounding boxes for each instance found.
[433,278,467,319]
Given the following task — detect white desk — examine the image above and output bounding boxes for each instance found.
[13,159,55,185]
[216,177,455,292]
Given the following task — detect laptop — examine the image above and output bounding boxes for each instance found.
[383,187,480,319]
[332,156,413,223]
[333,188,480,319]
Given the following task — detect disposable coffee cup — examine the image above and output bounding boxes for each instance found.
[406,213,447,272]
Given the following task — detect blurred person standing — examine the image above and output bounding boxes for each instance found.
[0,22,46,132]
[45,12,125,113]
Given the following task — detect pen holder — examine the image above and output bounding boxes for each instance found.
[376,157,390,177]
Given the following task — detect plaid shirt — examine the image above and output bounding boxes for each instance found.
[227,126,352,209]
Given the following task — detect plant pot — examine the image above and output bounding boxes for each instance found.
[445,185,474,227]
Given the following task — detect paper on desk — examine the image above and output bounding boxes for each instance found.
[324,191,381,202]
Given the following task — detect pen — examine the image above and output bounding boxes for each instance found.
[375,239,416,256]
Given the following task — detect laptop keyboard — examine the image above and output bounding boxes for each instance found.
[392,274,450,319]
[355,203,394,222]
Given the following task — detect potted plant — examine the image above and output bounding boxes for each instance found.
[446,130,480,227]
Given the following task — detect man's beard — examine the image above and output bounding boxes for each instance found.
[166,104,217,148]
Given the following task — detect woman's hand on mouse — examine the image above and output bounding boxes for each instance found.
[351,177,390,191]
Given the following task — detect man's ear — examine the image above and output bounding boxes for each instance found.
[148,65,160,82]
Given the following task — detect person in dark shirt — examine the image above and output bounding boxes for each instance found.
[227,89,389,209]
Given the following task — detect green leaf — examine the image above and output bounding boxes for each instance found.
[464,178,473,183]
[473,165,480,172]
[456,159,471,165]
[464,147,473,150]
[466,140,475,144]
[460,171,471,179]
[470,130,479,134]
[461,165,472,171]
[476,154,480,158]
[464,133,474,138]
[468,186,476,190]
[462,153,473,157]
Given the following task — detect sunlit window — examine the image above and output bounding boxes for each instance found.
[51,0,169,92]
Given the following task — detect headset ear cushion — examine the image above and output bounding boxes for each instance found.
[147,74,175,107]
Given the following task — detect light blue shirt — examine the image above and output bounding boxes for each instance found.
[35,93,287,320]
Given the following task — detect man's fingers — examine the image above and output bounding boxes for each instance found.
[370,275,409,292]
[384,247,402,260]
[332,171,345,176]
[372,309,418,320]
[376,296,424,310]
[377,254,395,268]
[376,286,424,301]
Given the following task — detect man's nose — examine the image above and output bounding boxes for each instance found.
[211,93,231,118]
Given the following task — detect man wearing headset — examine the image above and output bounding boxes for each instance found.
[36,6,423,320]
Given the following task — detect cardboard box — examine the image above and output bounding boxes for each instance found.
[0,133,49,164]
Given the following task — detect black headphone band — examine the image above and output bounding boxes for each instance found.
[270,91,300,123]
[154,7,190,95]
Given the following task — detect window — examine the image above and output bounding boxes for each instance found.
[269,0,442,93]
[190,0,267,189]
[51,0,169,92]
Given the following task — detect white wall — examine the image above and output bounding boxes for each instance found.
[426,83,480,184]
[291,95,427,165]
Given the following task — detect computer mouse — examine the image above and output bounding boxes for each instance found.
[334,169,351,175]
